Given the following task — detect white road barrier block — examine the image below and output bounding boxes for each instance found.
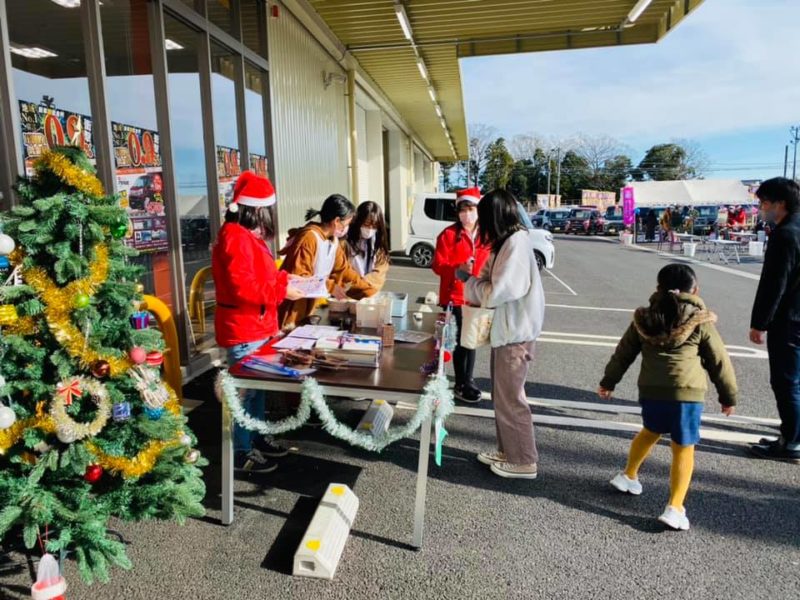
[293,484,359,580]
[356,399,393,436]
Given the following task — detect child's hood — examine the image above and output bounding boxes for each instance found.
[633,293,717,348]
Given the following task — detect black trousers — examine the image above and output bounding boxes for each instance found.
[451,305,476,387]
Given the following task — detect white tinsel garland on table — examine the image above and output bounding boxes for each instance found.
[215,370,454,453]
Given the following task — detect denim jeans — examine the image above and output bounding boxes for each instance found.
[767,321,800,449]
[226,338,270,453]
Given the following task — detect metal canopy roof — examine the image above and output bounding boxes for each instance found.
[309,0,705,161]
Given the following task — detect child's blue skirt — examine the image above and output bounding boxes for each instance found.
[640,400,703,446]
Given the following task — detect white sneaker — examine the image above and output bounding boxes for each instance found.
[658,505,690,531]
[609,472,643,496]
[477,450,506,465]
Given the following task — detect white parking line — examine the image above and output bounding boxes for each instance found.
[625,244,762,281]
[447,406,766,445]
[546,303,633,313]
[543,269,578,296]
[536,331,768,359]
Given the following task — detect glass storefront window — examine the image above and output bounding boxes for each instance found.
[241,0,267,59]
[244,61,268,176]
[211,42,240,219]
[206,0,235,38]
[8,0,92,175]
[101,0,173,308]
[164,15,214,355]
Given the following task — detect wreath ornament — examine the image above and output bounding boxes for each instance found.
[50,376,111,443]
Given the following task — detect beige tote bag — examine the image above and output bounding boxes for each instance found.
[459,304,494,349]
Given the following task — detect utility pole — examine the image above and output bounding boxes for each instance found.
[785,144,789,178]
[791,125,800,180]
[555,147,562,200]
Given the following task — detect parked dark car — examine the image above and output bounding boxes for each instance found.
[603,205,625,235]
[129,173,163,211]
[690,205,720,235]
[565,208,605,235]
[532,208,572,233]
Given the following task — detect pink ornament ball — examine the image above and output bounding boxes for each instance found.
[130,347,147,364]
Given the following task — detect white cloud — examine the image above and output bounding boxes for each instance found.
[461,0,800,141]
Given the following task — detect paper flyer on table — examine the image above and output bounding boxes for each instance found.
[290,275,329,298]
[288,325,341,340]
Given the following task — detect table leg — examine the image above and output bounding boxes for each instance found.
[221,402,234,525]
[412,415,433,549]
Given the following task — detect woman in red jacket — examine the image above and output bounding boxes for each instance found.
[431,187,491,403]
[213,171,303,473]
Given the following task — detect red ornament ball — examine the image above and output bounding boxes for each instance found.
[129,346,147,364]
[443,350,452,363]
[91,359,111,379]
[146,351,164,367]
[84,464,103,484]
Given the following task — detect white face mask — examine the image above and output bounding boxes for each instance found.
[459,210,478,227]
[360,227,376,240]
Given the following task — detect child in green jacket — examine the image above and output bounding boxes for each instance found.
[598,263,738,531]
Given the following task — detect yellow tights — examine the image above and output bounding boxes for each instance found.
[623,428,695,510]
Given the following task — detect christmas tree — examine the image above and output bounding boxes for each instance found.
[0,146,206,585]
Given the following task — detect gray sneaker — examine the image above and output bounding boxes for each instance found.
[490,461,538,479]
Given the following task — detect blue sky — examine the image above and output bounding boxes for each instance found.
[460,0,800,180]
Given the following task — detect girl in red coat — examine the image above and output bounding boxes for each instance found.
[213,171,303,473]
[432,187,491,402]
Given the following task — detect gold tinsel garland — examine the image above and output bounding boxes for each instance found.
[0,415,56,455]
[34,150,105,198]
[84,387,182,479]
[22,244,133,376]
[1,384,183,478]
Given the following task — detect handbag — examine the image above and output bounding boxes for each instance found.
[459,304,494,349]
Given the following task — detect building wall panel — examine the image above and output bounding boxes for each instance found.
[268,6,349,242]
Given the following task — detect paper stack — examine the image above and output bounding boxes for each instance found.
[314,334,382,367]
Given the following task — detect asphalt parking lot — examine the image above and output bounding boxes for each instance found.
[2,235,798,600]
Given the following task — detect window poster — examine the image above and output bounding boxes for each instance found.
[216,147,269,216]
[19,100,95,176]
[112,121,168,253]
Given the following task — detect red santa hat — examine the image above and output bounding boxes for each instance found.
[456,187,481,205]
[228,170,276,213]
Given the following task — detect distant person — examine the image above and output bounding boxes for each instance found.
[660,207,675,248]
[671,205,684,234]
[343,201,390,292]
[645,209,658,242]
[749,177,800,463]
[432,187,491,403]
[599,263,737,530]
[459,189,546,478]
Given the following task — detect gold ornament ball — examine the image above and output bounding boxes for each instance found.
[134,283,145,294]
[91,359,111,379]
[185,449,200,464]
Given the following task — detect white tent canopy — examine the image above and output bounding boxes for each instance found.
[624,179,753,207]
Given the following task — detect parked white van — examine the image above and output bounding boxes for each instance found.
[404,193,556,269]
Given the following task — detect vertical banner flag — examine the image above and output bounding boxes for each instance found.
[622,187,636,227]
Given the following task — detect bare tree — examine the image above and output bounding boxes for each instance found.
[671,138,710,179]
[509,133,546,161]
[574,133,626,179]
[467,123,498,186]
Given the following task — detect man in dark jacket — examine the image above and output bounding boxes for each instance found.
[749,177,800,463]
